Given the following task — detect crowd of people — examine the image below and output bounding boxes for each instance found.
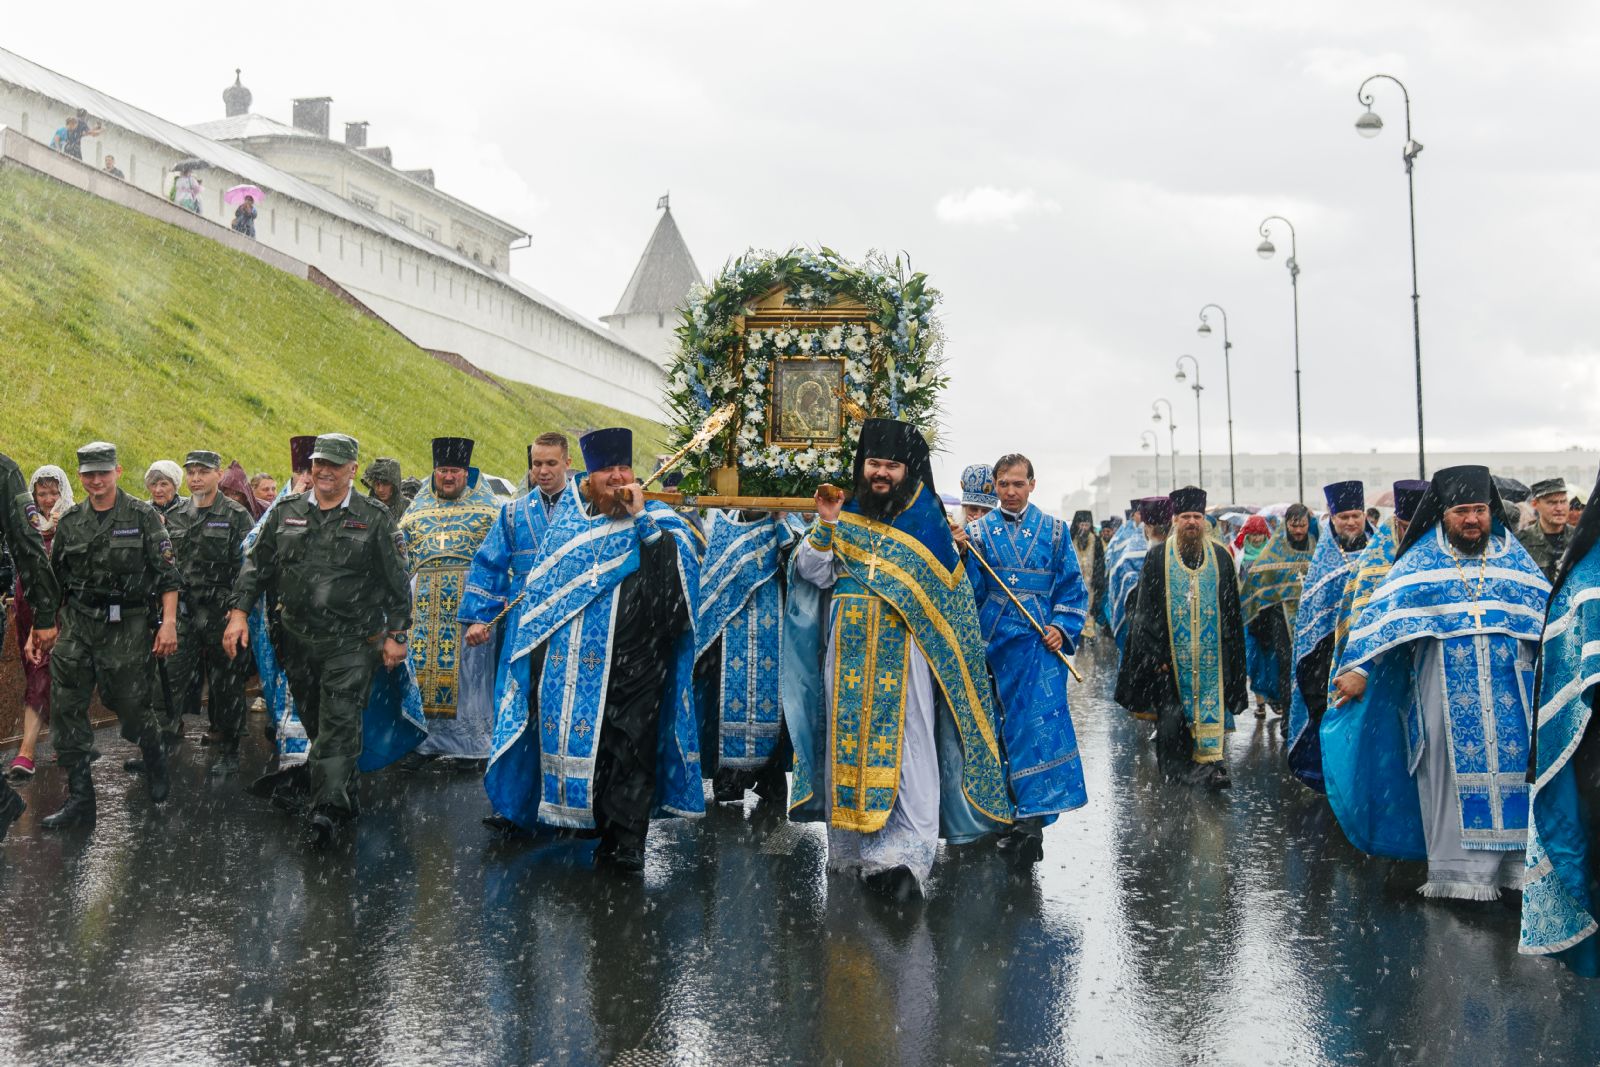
[2,425,1599,975]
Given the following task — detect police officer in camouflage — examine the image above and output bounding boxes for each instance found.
[159,450,256,778]
[0,452,61,840]
[223,433,411,847]
[43,443,183,829]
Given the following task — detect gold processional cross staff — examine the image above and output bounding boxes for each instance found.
[964,545,1084,683]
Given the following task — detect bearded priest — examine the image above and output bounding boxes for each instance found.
[1115,486,1248,789]
[789,418,1011,900]
[1326,466,1551,901]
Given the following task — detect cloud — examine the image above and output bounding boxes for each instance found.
[934,186,1061,229]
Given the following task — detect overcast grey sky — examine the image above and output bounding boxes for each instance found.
[11,1,1600,506]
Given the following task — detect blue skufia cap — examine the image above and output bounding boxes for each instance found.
[1323,480,1365,515]
[960,464,997,509]
[578,428,633,474]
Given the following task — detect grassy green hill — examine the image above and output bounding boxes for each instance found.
[0,167,665,492]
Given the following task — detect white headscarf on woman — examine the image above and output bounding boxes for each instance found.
[28,464,74,536]
[144,459,182,490]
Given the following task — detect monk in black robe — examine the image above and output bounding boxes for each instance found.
[1115,488,1248,789]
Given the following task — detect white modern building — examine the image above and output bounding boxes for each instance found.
[1088,448,1599,517]
[0,52,694,420]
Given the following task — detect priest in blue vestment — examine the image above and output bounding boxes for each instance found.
[1106,499,1150,664]
[1239,504,1317,721]
[1285,481,1373,790]
[964,453,1089,863]
[959,463,997,524]
[1327,466,1551,901]
[1520,467,1600,975]
[399,437,501,762]
[483,428,704,871]
[1325,480,1429,711]
[695,508,796,808]
[789,418,1011,900]
[1115,487,1248,789]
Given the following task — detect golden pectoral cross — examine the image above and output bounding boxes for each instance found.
[1466,601,1487,623]
[868,552,878,582]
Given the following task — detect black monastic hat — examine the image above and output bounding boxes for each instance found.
[1139,496,1173,525]
[432,436,475,469]
[1072,509,1094,527]
[1169,485,1207,517]
[1397,465,1505,558]
[854,418,937,497]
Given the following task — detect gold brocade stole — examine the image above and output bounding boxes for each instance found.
[827,578,912,834]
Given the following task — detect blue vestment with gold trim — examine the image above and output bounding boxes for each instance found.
[1107,521,1148,658]
[1287,518,1372,789]
[785,484,1011,838]
[966,504,1089,819]
[400,470,500,757]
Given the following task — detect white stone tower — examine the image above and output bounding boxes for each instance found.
[601,195,701,369]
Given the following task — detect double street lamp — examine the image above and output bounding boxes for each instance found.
[1140,429,1161,495]
[1151,398,1177,492]
[1255,215,1306,503]
[1356,73,1427,479]
[1174,355,1204,491]
[1196,304,1237,503]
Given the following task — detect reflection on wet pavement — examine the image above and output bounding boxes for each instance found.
[2,640,1598,1065]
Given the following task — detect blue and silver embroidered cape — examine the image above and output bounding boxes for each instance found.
[458,477,576,627]
[1287,518,1372,789]
[1520,542,1600,975]
[966,503,1089,819]
[244,485,426,771]
[783,485,1011,838]
[696,511,795,770]
[1322,525,1549,860]
[399,470,500,756]
[1107,522,1149,657]
[484,499,704,830]
[1327,519,1401,707]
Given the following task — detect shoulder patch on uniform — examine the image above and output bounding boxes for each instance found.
[283,517,309,527]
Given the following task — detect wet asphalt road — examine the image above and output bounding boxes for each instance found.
[3,640,1600,1066]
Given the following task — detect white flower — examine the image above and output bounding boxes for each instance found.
[799,284,815,300]
[850,389,868,405]
[844,359,864,377]
[746,332,764,351]
[798,332,816,351]
[845,333,868,353]
[774,330,793,348]
[794,452,816,472]
[850,324,867,337]
[825,326,844,351]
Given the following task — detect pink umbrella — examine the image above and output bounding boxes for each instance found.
[224,184,265,205]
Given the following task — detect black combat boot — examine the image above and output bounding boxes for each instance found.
[142,741,171,803]
[42,762,97,830]
[0,783,25,841]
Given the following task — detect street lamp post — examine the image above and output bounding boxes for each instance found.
[1196,304,1236,503]
[1140,429,1161,495]
[1151,398,1177,492]
[1356,73,1426,479]
[1174,355,1204,491]
[1255,216,1305,503]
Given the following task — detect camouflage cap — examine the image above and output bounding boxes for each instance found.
[184,449,222,470]
[309,433,359,465]
[76,441,118,473]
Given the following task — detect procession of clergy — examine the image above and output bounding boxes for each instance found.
[7,416,1600,977]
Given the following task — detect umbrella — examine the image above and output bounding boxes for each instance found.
[225,184,266,206]
[1372,488,1395,508]
[1257,502,1293,517]
[172,157,208,172]
[1493,476,1531,504]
